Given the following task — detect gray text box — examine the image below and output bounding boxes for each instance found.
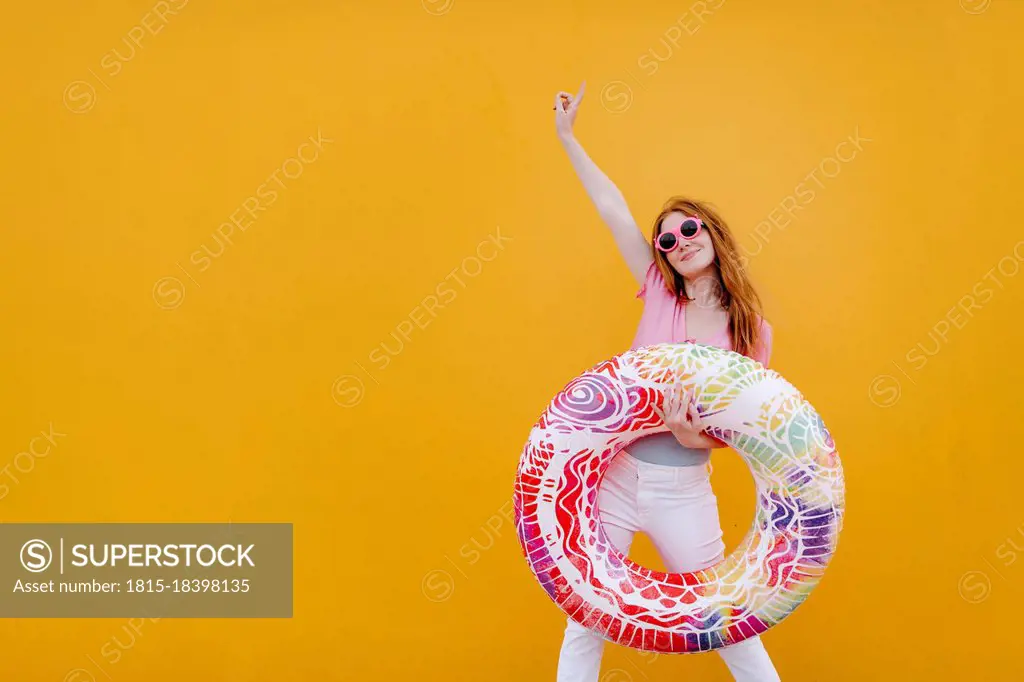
[0,524,292,617]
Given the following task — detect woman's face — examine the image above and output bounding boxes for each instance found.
[658,211,716,276]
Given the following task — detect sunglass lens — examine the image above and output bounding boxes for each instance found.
[657,232,677,251]
[680,219,700,238]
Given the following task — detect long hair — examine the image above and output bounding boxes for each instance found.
[651,196,764,358]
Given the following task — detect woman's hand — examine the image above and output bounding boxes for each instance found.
[554,82,585,141]
[656,379,719,449]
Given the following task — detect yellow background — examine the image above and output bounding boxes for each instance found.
[2,0,1023,679]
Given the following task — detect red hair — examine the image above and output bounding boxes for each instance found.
[651,196,764,358]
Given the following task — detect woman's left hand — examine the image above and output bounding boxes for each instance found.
[656,379,714,449]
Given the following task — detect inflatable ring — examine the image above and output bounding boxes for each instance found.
[513,343,845,653]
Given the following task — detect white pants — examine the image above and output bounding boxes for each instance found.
[556,452,781,682]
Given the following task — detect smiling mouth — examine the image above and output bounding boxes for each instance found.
[679,248,699,261]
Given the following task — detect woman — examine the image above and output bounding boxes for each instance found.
[553,82,781,682]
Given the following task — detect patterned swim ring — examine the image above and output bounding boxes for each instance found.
[513,343,845,653]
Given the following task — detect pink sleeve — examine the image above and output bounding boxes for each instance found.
[635,261,663,301]
[754,319,773,367]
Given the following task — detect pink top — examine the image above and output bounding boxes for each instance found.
[630,262,773,366]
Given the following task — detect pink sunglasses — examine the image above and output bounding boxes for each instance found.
[655,216,705,252]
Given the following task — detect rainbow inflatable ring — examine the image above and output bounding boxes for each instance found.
[513,343,845,653]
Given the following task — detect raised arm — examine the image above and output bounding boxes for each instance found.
[554,83,653,287]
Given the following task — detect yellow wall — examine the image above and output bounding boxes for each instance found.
[2,0,1023,679]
